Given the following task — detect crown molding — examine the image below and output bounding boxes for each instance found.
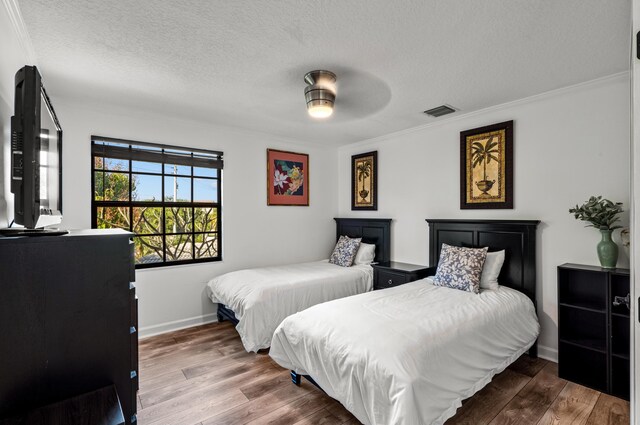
[2,0,37,65]
[341,71,630,151]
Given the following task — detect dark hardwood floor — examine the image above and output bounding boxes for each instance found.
[137,322,630,425]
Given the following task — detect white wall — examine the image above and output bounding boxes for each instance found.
[47,100,339,336]
[0,4,32,225]
[337,74,631,361]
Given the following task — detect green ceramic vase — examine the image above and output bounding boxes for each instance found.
[597,229,618,269]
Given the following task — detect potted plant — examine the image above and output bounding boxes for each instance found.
[569,196,624,269]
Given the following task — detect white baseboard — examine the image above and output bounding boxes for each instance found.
[139,313,218,339]
[537,344,558,363]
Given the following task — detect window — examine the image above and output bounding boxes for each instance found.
[91,136,223,268]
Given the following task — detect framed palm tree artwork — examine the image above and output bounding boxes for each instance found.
[460,121,513,209]
[351,151,377,210]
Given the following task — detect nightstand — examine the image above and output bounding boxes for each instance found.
[372,262,434,290]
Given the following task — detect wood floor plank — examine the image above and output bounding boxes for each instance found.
[489,363,567,425]
[137,386,248,425]
[139,331,240,368]
[140,343,221,370]
[585,393,630,425]
[162,321,222,340]
[238,366,296,400]
[217,340,254,357]
[342,418,362,425]
[139,341,218,367]
[172,322,235,343]
[536,382,600,425]
[445,369,531,424]
[141,347,230,378]
[140,361,279,408]
[507,355,549,378]
[324,398,358,424]
[178,352,247,380]
[182,350,272,380]
[291,408,341,425]
[200,380,311,425]
[140,331,236,362]
[137,323,630,425]
[138,334,177,351]
[140,326,241,370]
[244,392,332,425]
[138,369,186,394]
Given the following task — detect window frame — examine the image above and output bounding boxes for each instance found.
[91,135,223,269]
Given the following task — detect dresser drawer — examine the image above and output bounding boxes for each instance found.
[130,284,138,392]
[130,324,138,388]
[129,240,136,282]
[375,270,409,289]
[129,284,138,327]
[130,370,139,420]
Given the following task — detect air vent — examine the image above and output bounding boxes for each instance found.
[423,105,456,117]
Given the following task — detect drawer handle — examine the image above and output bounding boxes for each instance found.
[131,370,137,379]
[387,279,393,285]
[130,326,137,334]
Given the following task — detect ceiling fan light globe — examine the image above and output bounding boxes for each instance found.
[308,103,334,118]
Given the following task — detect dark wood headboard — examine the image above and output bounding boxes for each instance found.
[334,218,392,263]
[426,219,540,304]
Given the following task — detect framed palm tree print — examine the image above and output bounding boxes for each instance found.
[267,149,309,206]
[351,151,377,210]
[460,121,513,209]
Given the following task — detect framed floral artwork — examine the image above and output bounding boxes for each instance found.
[460,120,513,209]
[267,149,309,206]
[351,151,377,210]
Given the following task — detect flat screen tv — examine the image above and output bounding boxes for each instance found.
[9,65,63,231]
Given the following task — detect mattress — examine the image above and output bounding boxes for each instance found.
[269,278,539,425]
[207,260,373,352]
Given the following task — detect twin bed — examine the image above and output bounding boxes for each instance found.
[208,218,391,352]
[269,219,540,425]
[208,218,540,425]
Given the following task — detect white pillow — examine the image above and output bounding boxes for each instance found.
[480,250,505,290]
[354,242,376,265]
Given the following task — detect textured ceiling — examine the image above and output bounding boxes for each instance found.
[18,0,630,145]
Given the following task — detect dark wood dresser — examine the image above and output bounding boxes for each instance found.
[0,229,138,423]
[557,263,630,400]
[372,261,433,290]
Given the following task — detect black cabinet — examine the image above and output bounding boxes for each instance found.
[557,263,630,399]
[372,262,433,290]
[0,385,125,425]
[0,229,138,423]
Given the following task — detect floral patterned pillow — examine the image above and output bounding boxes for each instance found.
[329,236,362,267]
[432,244,489,294]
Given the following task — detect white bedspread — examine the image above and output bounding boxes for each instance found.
[207,260,373,352]
[270,278,539,425]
